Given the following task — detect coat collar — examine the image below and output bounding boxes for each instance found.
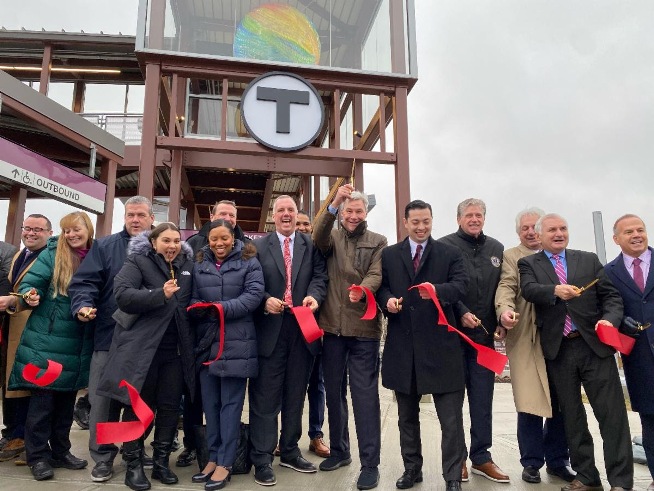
[608,246,654,296]
[267,231,307,285]
[400,236,434,279]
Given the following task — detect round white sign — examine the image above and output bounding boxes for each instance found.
[241,72,325,152]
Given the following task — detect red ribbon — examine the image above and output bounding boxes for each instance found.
[348,285,377,320]
[22,359,63,386]
[408,282,508,374]
[595,322,636,355]
[96,380,154,444]
[187,302,226,366]
[290,306,324,343]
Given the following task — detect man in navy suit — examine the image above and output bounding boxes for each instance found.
[605,214,654,491]
[248,195,328,487]
[519,213,632,491]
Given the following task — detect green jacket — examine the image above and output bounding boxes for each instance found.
[8,236,93,392]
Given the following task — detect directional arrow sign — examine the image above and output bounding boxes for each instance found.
[0,136,106,214]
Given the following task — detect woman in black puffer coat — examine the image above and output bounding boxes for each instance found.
[190,219,264,490]
[97,223,195,491]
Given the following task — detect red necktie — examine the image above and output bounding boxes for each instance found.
[552,254,574,336]
[283,237,293,306]
[633,257,645,293]
[413,244,422,273]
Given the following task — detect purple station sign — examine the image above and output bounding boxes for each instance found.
[0,136,107,214]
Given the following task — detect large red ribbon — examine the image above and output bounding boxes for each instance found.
[187,302,225,365]
[22,359,63,386]
[348,285,377,320]
[291,306,324,343]
[595,322,636,355]
[96,380,154,444]
[408,282,508,374]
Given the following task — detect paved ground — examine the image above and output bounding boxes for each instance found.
[1,383,652,491]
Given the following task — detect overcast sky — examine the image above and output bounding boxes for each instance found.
[3,1,654,261]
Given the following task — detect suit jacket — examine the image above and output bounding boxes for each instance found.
[518,249,623,361]
[253,232,328,357]
[377,237,468,395]
[605,248,654,414]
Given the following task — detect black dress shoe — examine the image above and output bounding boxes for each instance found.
[279,455,317,473]
[192,467,215,483]
[205,467,231,491]
[396,469,423,489]
[254,464,276,486]
[522,466,541,483]
[30,460,54,481]
[446,481,462,491]
[546,465,576,483]
[49,452,88,470]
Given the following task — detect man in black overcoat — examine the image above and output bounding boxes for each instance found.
[249,195,327,487]
[377,200,469,491]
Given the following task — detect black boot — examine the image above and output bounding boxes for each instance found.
[194,425,210,472]
[151,427,178,485]
[123,439,151,491]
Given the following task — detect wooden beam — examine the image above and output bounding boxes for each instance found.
[96,159,117,238]
[39,44,52,95]
[4,186,27,247]
[258,176,275,232]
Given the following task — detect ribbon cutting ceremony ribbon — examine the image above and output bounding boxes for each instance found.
[348,285,377,320]
[595,322,635,355]
[408,282,508,374]
[22,359,63,386]
[188,302,225,366]
[290,306,324,343]
[96,380,154,444]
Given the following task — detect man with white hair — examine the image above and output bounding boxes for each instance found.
[495,208,573,485]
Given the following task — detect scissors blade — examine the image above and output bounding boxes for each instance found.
[578,278,599,293]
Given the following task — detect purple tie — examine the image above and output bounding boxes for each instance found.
[413,244,422,273]
[552,254,574,337]
[633,258,645,293]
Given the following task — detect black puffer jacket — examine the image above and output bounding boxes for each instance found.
[191,240,264,378]
[96,232,195,405]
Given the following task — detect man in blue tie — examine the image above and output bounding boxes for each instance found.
[605,214,654,491]
[519,213,632,491]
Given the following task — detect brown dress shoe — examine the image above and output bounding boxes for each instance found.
[561,479,604,491]
[471,460,510,483]
[0,438,25,462]
[309,436,330,458]
[461,461,469,482]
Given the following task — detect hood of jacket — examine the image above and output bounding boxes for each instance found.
[128,230,194,261]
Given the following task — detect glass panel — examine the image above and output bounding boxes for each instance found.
[186,96,248,139]
[138,0,414,76]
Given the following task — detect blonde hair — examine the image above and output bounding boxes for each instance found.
[52,212,94,297]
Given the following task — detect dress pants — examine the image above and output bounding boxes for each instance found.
[25,389,77,465]
[640,413,654,480]
[547,337,633,489]
[322,333,381,467]
[395,367,466,482]
[249,314,314,465]
[88,350,120,464]
[517,411,569,469]
[307,354,326,439]
[1,389,29,439]
[200,368,247,466]
[461,340,495,465]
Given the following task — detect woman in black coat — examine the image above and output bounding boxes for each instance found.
[97,223,195,491]
[190,219,264,490]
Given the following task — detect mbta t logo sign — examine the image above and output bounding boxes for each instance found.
[241,72,324,152]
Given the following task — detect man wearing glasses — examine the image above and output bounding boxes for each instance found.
[0,215,52,463]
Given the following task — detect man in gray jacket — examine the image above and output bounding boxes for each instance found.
[312,184,387,490]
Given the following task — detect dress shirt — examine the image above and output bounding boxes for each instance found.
[276,231,295,260]
[409,238,427,260]
[544,249,577,332]
[622,248,651,285]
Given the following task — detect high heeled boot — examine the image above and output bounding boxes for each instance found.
[123,439,151,491]
[150,426,178,484]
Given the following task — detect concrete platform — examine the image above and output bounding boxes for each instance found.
[1,383,652,490]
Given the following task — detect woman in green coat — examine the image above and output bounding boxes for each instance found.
[8,211,94,481]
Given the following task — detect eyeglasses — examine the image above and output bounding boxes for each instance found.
[21,226,49,233]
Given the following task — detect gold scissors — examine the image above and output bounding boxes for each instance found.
[576,278,599,293]
[472,314,490,336]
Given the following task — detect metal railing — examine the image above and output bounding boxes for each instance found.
[81,113,143,143]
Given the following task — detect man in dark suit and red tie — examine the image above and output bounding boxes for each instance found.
[518,213,633,491]
[605,214,654,491]
[377,199,469,491]
[249,195,328,487]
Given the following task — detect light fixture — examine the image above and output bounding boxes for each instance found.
[0,65,121,74]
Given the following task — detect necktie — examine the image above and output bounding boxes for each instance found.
[552,254,574,336]
[413,244,422,273]
[633,257,645,292]
[283,237,293,306]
